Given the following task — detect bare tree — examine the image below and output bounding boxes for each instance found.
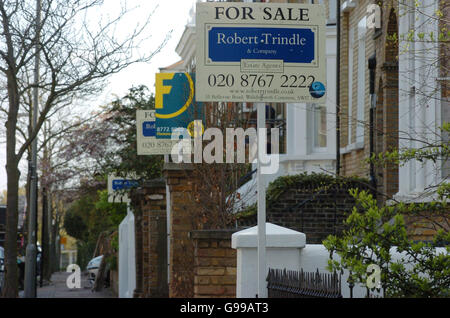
[186,102,256,230]
[0,0,170,297]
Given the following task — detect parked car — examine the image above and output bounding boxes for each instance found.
[87,255,103,285]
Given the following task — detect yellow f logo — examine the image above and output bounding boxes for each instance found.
[155,73,195,119]
[155,73,175,109]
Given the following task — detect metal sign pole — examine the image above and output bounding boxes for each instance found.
[257,102,266,298]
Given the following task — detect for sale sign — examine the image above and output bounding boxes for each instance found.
[196,2,326,103]
[107,174,139,203]
[136,110,178,155]
[155,72,204,139]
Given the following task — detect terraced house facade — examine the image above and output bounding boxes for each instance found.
[338,0,449,204]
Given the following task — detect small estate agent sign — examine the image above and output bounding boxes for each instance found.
[136,110,178,155]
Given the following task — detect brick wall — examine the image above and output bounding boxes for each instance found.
[440,0,450,179]
[132,167,239,298]
[406,216,448,242]
[131,178,168,298]
[163,162,199,298]
[379,7,399,199]
[340,1,375,177]
[342,149,368,177]
[404,208,450,243]
[190,230,238,298]
[238,177,372,244]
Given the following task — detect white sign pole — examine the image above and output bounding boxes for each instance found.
[257,102,267,298]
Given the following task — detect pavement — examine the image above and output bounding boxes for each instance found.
[19,271,115,298]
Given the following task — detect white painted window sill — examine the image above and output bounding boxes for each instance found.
[390,191,440,204]
[340,141,364,155]
[341,0,357,13]
[279,153,336,162]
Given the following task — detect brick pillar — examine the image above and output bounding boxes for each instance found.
[190,230,238,298]
[163,163,198,298]
[381,8,399,199]
[381,63,399,198]
[375,79,385,201]
[131,178,167,298]
[131,193,144,298]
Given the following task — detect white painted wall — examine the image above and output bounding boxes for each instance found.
[127,211,136,297]
[118,216,128,298]
[396,0,443,201]
[118,209,136,298]
[233,224,448,298]
[298,244,378,298]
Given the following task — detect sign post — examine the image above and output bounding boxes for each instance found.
[196,2,326,298]
[256,102,266,298]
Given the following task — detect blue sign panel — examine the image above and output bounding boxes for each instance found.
[155,72,204,139]
[142,121,156,137]
[208,27,315,63]
[112,180,139,191]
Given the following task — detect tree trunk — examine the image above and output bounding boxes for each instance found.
[2,161,20,298]
[93,253,108,292]
[2,57,21,297]
[54,216,61,272]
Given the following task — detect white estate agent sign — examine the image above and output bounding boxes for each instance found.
[196,2,327,104]
[107,174,139,203]
[136,110,178,155]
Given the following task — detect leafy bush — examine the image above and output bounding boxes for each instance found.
[324,189,450,298]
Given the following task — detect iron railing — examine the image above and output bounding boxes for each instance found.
[267,268,343,298]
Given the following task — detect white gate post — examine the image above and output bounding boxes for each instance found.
[232,223,306,298]
[118,215,129,298]
[127,204,136,298]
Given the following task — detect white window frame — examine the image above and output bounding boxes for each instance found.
[356,16,366,145]
[314,105,328,152]
[307,104,328,153]
[328,0,337,24]
[348,27,354,146]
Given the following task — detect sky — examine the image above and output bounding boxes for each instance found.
[0,0,198,193]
